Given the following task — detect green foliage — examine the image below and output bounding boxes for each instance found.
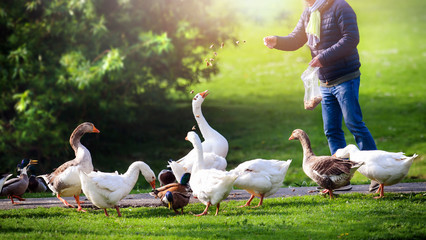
[0,0,235,172]
[0,193,425,239]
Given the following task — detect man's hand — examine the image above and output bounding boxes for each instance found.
[309,56,323,67]
[263,36,277,49]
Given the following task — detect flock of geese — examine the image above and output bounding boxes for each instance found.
[0,90,418,217]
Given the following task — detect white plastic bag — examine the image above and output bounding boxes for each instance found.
[301,66,322,110]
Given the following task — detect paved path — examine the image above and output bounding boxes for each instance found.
[1,182,425,210]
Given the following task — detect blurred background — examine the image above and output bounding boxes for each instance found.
[0,0,424,189]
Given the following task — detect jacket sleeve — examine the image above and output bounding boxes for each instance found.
[317,1,359,65]
[274,10,308,51]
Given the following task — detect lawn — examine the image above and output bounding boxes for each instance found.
[0,193,425,239]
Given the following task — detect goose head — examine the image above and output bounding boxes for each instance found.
[334,144,360,158]
[288,129,307,141]
[139,163,156,190]
[185,131,202,148]
[192,90,209,109]
[69,122,100,151]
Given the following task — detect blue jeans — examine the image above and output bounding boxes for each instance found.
[320,77,377,155]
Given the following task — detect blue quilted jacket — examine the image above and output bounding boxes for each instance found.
[275,0,360,84]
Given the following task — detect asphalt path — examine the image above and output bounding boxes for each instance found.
[1,182,425,210]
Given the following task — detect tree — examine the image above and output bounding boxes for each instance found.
[0,0,235,172]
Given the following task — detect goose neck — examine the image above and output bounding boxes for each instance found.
[123,162,142,186]
[298,135,315,160]
[191,140,205,172]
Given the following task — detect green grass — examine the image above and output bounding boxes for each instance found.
[1,193,425,239]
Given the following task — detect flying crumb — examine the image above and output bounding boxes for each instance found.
[206,61,212,67]
[210,44,214,49]
[192,125,196,130]
[221,42,224,48]
[210,58,214,62]
[190,90,194,94]
[213,52,217,56]
[236,40,240,44]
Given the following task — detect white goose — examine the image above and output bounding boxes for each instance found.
[170,90,228,182]
[79,161,156,217]
[230,159,292,207]
[186,131,238,216]
[40,122,100,211]
[334,144,418,198]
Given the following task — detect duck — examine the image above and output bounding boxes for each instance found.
[334,144,418,198]
[289,129,363,199]
[157,168,176,186]
[39,122,100,212]
[169,90,228,182]
[162,191,191,215]
[0,160,37,204]
[230,159,292,207]
[28,175,48,193]
[150,173,192,214]
[79,161,156,217]
[25,161,48,193]
[186,131,239,216]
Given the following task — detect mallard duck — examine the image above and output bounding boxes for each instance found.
[151,173,192,214]
[25,161,48,193]
[169,90,228,182]
[40,122,100,211]
[1,160,37,204]
[230,159,292,207]
[157,169,176,186]
[186,131,239,216]
[289,129,363,199]
[28,175,48,193]
[79,161,156,217]
[162,191,191,215]
[334,144,418,198]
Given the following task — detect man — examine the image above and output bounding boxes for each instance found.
[264,0,379,191]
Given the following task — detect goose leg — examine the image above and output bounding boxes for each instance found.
[104,209,109,217]
[215,202,220,216]
[239,195,255,208]
[323,189,334,199]
[57,194,75,208]
[374,184,385,199]
[9,196,15,204]
[195,202,210,216]
[74,195,86,212]
[115,206,122,217]
[254,194,265,208]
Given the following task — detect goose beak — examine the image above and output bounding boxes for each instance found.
[199,90,209,98]
[288,134,295,140]
[185,136,189,141]
[150,180,156,190]
[92,126,100,133]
